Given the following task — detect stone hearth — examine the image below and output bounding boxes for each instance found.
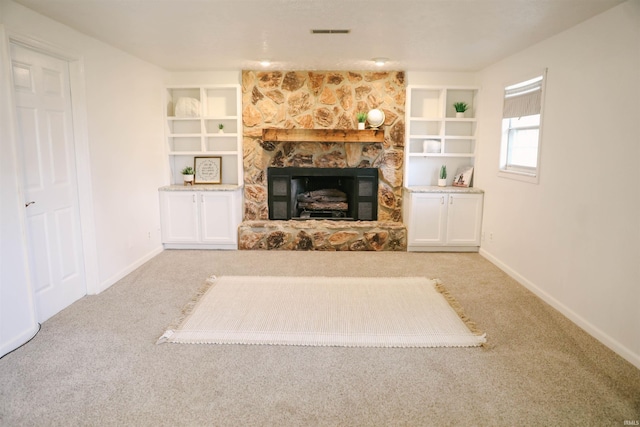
[238,220,406,251]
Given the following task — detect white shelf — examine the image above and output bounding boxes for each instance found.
[164,85,242,186]
[404,85,479,187]
[168,151,239,155]
[409,153,475,158]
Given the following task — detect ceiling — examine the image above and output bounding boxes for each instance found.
[14,0,625,72]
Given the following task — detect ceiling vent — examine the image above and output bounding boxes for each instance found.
[311,29,351,34]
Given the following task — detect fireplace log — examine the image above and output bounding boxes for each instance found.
[298,201,348,211]
[296,189,347,203]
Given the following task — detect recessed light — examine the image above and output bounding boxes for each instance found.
[373,57,388,67]
[260,60,271,67]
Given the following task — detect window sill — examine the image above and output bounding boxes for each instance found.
[498,169,539,184]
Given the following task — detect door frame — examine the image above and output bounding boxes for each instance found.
[3,30,100,295]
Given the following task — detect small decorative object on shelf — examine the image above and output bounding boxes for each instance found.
[453,166,474,187]
[181,166,194,186]
[438,165,447,187]
[194,156,222,184]
[174,97,200,117]
[366,108,385,129]
[218,123,224,133]
[424,139,441,153]
[356,112,367,130]
[454,102,468,118]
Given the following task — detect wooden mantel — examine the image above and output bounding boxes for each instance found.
[262,128,384,143]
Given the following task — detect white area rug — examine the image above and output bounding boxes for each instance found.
[157,276,486,348]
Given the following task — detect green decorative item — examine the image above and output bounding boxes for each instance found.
[454,102,468,118]
[438,165,447,187]
[453,102,468,113]
[356,112,367,129]
[181,166,195,186]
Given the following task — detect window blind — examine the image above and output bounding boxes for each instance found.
[503,76,543,119]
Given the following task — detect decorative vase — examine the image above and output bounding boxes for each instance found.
[357,122,365,130]
[366,109,385,129]
[438,178,447,187]
[219,129,224,133]
[183,174,194,186]
[455,112,464,118]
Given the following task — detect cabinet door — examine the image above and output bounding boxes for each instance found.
[446,194,483,245]
[408,193,447,245]
[200,191,238,244]
[160,192,199,243]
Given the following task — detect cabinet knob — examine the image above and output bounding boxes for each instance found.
[192,194,196,203]
[441,196,444,204]
[450,196,454,205]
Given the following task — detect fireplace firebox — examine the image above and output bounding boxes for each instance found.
[268,167,378,221]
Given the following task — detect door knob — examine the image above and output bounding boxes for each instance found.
[25,201,35,207]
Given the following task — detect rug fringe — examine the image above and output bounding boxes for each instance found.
[433,279,485,338]
[156,275,219,345]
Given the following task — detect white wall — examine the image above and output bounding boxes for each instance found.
[1,0,169,296]
[407,71,479,87]
[166,71,241,86]
[475,0,640,368]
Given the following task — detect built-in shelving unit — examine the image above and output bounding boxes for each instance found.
[404,86,479,187]
[165,85,242,185]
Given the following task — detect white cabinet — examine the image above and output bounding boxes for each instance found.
[403,189,483,252]
[404,86,479,187]
[160,191,200,243]
[159,187,242,249]
[165,85,242,186]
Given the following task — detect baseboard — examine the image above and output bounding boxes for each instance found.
[479,248,640,370]
[93,246,164,295]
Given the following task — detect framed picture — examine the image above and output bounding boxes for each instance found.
[194,156,222,184]
[453,166,474,188]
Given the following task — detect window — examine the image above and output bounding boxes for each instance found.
[499,70,547,182]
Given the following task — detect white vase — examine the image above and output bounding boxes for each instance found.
[357,122,365,130]
[438,178,447,187]
[455,112,464,118]
[183,174,194,186]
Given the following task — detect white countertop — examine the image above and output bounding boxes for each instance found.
[404,186,484,194]
[159,184,243,192]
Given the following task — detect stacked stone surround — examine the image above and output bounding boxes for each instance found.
[240,70,407,250]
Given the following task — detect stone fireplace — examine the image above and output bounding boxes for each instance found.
[239,70,407,250]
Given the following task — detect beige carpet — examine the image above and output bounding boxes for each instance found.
[157,275,486,347]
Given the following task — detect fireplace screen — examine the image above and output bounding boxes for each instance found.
[268,167,378,221]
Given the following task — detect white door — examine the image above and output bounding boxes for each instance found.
[10,43,86,322]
